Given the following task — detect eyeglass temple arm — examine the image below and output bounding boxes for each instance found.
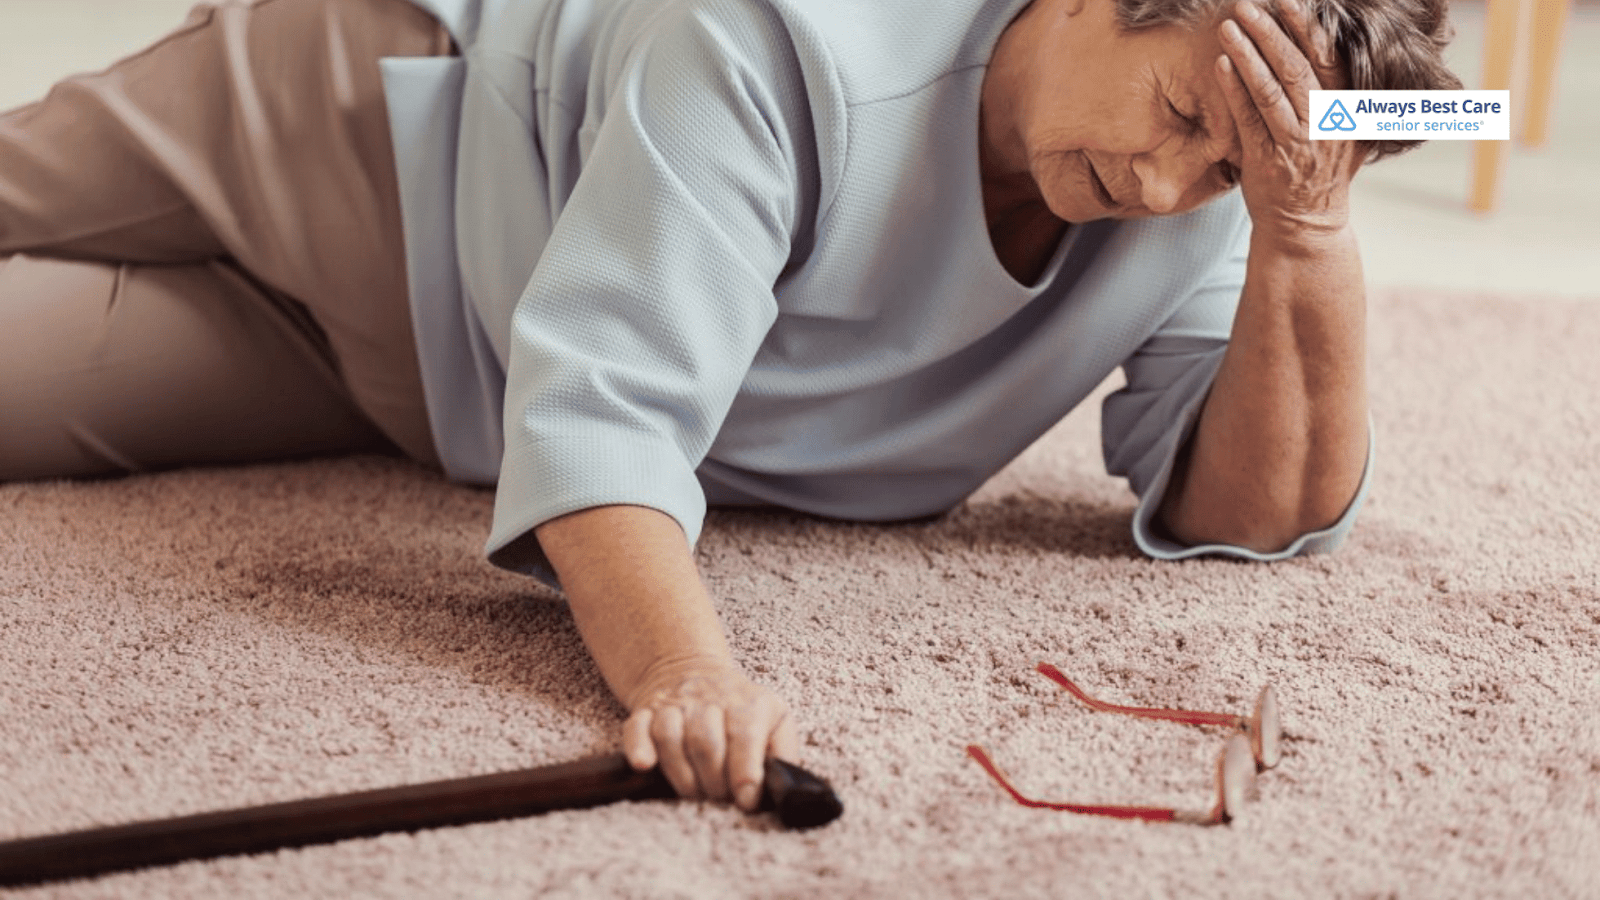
[1036,663,1242,728]
[964,745,1192,822]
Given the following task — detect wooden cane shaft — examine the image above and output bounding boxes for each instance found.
[0,754,840,887]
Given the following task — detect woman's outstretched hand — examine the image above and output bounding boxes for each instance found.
[1215,0,1363,244]
[622,658,800,812]
[536,504,800,814]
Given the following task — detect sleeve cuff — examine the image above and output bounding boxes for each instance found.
[1131,413,1377,561]
[483,435,708,590]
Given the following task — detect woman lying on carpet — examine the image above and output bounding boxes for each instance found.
[0,0,1457,814]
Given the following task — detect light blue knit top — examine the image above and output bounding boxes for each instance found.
[381,0,1372,585]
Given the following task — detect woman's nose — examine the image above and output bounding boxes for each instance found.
[1131,151,1207,214]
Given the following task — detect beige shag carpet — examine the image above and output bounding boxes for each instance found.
[3,288,1597,899]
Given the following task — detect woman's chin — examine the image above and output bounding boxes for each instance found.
[1038,175,1116,222]
[1045,195,1113,224]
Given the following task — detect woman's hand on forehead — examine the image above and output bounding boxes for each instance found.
[1213,0,1363,242]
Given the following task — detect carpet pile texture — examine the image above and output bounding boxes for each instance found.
[3,289,1597,898]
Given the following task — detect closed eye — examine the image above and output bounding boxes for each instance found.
[1166,98,1203,137]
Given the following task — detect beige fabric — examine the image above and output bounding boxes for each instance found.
[0,0,452,478]
[0,254,396,479]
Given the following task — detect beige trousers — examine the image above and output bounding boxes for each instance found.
[0,0,452,480]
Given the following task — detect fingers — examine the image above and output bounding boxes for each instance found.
[626,668,797,812]
[684,705,731,802]
[771,710,802,762]
[1241,1,1321,95]
[648,705,702,797]
[645,703,735,802]
[1218,7,1310,144]
[1216,53,1269,156]
[1277,0,1347,89]
[623,709,658,770]
[725,693,794,811]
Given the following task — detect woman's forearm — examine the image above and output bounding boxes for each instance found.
[1159,225,1370,552]
[535,504,734,709]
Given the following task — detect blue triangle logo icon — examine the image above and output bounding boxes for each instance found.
[1318,99,1357,132]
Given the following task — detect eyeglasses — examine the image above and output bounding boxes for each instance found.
[966,663,1281,825]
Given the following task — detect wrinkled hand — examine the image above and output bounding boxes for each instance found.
[622,658,800,812]
[1216,0,1362,243]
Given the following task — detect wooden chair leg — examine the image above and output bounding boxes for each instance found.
[1520,0,1570,147]
[1470,0,1524,212]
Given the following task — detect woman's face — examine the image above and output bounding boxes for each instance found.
[984,0,1245,224]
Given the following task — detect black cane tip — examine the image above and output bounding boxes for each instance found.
[760,758,844,830]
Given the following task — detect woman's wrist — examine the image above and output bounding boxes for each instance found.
[1249,217,1356,262]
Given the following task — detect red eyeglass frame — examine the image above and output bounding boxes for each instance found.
[966,663,1282,825]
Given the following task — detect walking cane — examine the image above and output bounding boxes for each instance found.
[0,753,842,887]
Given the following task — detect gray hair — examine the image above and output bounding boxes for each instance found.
[1114,0,1463,161]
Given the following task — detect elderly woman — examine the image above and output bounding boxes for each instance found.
[0,0,1457,812]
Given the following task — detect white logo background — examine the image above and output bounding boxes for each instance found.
[1309,91,1511,141]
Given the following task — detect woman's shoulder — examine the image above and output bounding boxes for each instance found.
[660,0,1028,106]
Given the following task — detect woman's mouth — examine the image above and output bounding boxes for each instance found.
[1084,155,1118,209]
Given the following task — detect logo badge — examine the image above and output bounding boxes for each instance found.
[1309,91,1510,140]
[1317,99,1357,132]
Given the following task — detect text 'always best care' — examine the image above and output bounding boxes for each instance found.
[1352,98,1504,117]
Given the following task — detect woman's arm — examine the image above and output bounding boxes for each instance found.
[535,505,799,812]
[1159,224,1368,551]
[1158,0,1370,551]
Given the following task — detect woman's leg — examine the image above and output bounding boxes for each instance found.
[0,253,392,480]
[0,0,453,468]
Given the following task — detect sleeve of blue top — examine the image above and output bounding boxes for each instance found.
[483,7,806,586]
[1099,222,1375,560]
